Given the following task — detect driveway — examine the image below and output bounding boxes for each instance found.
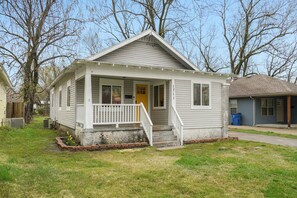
[229,131,297,148]
[229,125,297,135]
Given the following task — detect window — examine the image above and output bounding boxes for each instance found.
[192,82,210,108]
[102,85,122,104]
[58,86,62,110]
[153,83,165,108]
[66,80,71,109]
[230,99,237,114]
[261,98,274,116]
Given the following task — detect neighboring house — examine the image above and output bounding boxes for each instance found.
[229,74,297,127]
[49,29,230,147]
[0,64,12,126]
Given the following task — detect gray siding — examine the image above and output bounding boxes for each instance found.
[52,73,76,129]
[175,80,222,128]
[76,78,84,104]
[92,76,99,103]
[230,98,254,126]
[97,40,185,69]
[124,79,133,104]
[150,81,169,125]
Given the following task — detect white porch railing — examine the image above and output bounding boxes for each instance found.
[139,103,153,146]
[76,104,85,124]
[171,105,184,146]
[92,103,153,146]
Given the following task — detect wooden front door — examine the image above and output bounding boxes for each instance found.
[277,99,284,123]
[135,84,149,111]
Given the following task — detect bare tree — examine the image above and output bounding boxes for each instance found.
[88,0,191,44]
[218,0,297,76]
[0,0,81,123]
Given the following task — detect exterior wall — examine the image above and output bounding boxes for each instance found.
[175,80,223,129]
[50,73,76,129]
[0,81,7,124]
[230,98,254,126]
[255,97,279,125]
[292,96,297,124]
[150,81,169,125]
[76,78,84,104]
[96,39,186,69]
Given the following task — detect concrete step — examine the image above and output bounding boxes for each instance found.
[153,125,172,131]
[153,130,174,136]
[153,135,177,142]
[153,140,180,148]
[157,146,184,151]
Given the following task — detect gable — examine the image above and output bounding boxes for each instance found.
[95,35,187,69]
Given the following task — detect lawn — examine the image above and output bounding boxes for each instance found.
[1,117,297,197]
[231,128,297,140]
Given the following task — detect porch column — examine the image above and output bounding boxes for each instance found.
[84,68,93,129]
[221,83,230,138]
[287,95,291,128]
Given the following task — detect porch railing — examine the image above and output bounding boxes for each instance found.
[171,105,184,146]
[92,103,153,146]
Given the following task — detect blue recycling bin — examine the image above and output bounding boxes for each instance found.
[232,113,242,126]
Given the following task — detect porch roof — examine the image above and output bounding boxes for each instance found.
[0,63,12,88]
[230,74,297,98]
[49,60,232,89]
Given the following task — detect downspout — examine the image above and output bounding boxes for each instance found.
[250,96,256,126]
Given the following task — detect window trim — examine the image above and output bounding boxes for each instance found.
[66,80,71,110]
[153,82,166,110]
[191,81,211,109]
[58,86,62,111]
[261,98,274,116]
[99,78,124,104]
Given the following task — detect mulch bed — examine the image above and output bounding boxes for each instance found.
[56,137,149,151]
[184,137,239,144]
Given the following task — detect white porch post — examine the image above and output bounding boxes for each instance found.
[84,68,93,129]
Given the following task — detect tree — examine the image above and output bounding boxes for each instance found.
[0,0,80,123]
[218,0,297,76]
[88,0,191,44]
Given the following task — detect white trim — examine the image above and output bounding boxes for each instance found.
[86,29,198,71]
[191,81,212,110]
[133,81,151,116]
[58,86,62,111]
[66,80,71,110]
[152,82,166,110]
[99,78,124,104]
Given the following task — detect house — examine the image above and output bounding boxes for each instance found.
[49,29,230,147]
[0,64,12,126]
[229,74,297,127]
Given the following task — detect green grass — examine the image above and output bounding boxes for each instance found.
[231,128,297,139]
[1,117,297,197]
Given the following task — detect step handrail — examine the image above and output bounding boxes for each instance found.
[171,105,184,146]
[139,103,153,146]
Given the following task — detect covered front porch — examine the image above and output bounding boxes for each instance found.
[74,63,183,146]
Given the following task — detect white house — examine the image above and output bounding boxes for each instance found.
[0,64,12,126]
[49,30,230,147]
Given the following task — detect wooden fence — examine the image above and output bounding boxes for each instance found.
[6,102,24,118]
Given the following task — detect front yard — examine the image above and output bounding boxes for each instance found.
[1,117,297,197]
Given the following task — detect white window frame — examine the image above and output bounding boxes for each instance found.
[58,86,62,111]
[99,78,124,104]
[66,80,71,110]
[153,82,166,110]
[230,99,238,114]
[191,81,211,109]
[261,98,274,116]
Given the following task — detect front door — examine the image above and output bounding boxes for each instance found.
[135,84,149,111]
[277,99,284,123]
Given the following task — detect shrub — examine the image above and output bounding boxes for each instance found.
[65,132,77,146]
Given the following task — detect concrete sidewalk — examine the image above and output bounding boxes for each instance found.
[229,125,297,135]
[229,131,297,148]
